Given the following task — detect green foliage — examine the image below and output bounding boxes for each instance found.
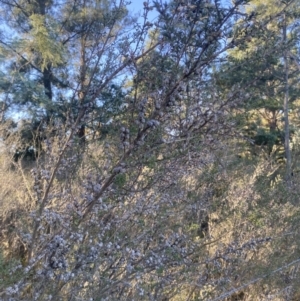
[254,128,281,147]
[114,173,127,188]
[248,210,265,227]
[145,155,157,169]
[0,250,22,292]
[28,14,65,70]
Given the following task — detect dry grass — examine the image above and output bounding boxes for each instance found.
[1,134,300,300]
[0,153,31,261]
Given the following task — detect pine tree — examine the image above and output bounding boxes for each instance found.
[216,0,300,177]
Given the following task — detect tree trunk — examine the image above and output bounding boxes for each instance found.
[283,14,292,186]
[38,0,54,121]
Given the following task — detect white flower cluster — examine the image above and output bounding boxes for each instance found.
[136,98,147,127]
[6,284,20,296]
[47,235,69,270]
[120,126,130,148]
[113,163,126,174]
[146,119,160,128]
[31,168,43,200]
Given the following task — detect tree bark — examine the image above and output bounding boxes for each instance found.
[283,14,292,186]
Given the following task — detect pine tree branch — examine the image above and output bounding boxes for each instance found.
[0,39,70,89]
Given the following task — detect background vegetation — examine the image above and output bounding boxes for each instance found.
[1,0,300,300]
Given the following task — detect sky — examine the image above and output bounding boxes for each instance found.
[128,0,145,12]
[128,0,160,23]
